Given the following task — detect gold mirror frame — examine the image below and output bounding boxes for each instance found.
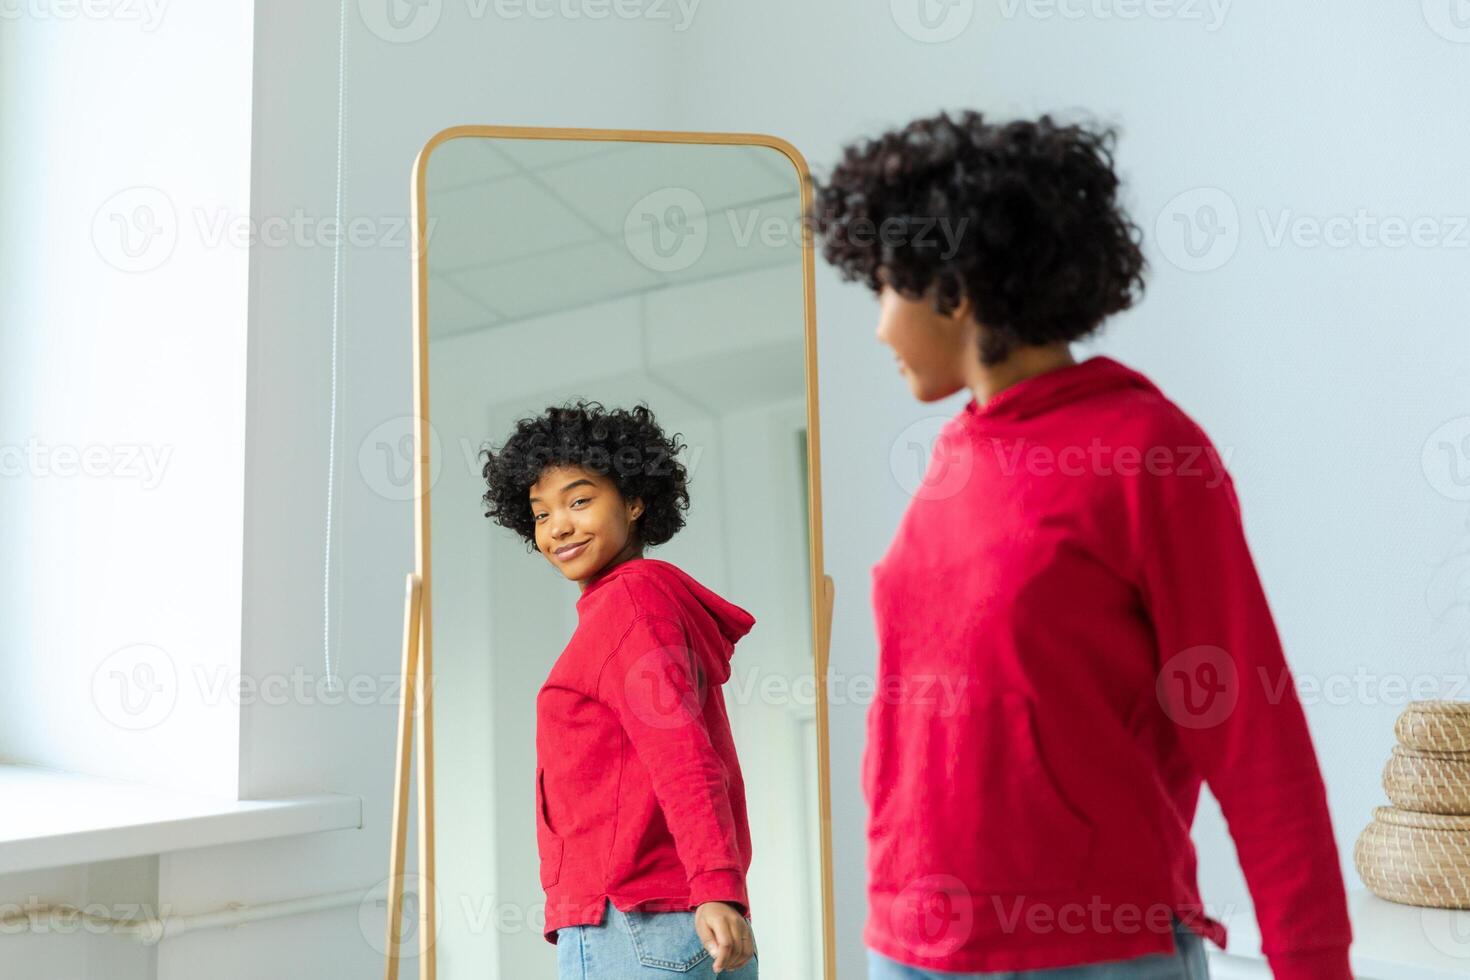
[385,125,837,980]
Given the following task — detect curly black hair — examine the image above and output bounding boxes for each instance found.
[479,399,690,552]
[807,109,1147,365]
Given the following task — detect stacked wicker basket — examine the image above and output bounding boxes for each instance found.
[1354,700,1470,908]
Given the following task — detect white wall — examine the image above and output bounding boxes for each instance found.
[0,0,252,797]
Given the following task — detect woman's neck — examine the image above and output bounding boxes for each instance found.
[578,541,645,592]
[966,341,1077,407]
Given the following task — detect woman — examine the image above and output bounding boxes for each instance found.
[809,111,1353,979]
[480,399,759,979]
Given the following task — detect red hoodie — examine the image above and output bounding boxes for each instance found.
[863,355,1353,977]
[535,557,756,944]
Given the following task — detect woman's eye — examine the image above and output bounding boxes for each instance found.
[571,497,589,507]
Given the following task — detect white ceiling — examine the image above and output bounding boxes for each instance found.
[423,137,803,338]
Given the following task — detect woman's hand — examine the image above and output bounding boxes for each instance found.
[694,901,755,973]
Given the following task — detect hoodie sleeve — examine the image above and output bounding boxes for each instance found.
[596,613,749,915]
[1127,419,1353,980]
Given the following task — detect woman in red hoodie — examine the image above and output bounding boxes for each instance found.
[809,111,1354,979]
[480,399,759,979]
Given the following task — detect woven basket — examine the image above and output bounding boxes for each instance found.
[1382,744,1470,814]
[1354,805,1470,909]
[1395,700,1470,754]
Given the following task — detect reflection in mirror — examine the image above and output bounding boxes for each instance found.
[420,135,826,979]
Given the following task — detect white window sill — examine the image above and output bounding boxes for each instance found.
[1212,887,1470,980]
[0,764,361,874]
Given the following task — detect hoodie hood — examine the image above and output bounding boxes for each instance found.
[960,354,1159,428]
[576,557,755,683]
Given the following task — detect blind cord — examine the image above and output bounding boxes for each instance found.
[322,0,347,693]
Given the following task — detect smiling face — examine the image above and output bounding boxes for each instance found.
[529,464,645,585]
[875,277,978,403]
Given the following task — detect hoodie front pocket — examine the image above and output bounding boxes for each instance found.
[884,688,1094,896]
[535,766,563,889]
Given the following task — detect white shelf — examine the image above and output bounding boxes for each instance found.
[1215,887,1470,980]
[0,764,362,874]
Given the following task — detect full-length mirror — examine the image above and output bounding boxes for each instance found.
[393,127,834,980]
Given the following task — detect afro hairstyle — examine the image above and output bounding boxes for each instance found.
[807,109,1147,365]
[479,399,690,551]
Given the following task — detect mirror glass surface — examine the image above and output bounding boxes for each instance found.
[421,134,823,979]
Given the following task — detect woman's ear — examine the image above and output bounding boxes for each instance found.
[628,497,644,522]
[947,290,975,326]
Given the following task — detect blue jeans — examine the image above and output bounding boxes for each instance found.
[867,915,1209,979]
[557,899,760,978]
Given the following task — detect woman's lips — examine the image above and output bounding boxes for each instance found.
[554,540,590,561]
